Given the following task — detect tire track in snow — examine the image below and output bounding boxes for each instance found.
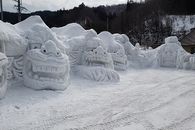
[61,77,195,130]
[8,74,195,130]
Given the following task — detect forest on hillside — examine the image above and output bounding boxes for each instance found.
[2,0,195,47]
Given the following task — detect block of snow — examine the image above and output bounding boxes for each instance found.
[23,40,70,90]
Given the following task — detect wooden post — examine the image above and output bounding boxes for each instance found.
[0,0,3,21]
[18,0,21,22]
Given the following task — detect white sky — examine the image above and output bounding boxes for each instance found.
[2,0,140,12]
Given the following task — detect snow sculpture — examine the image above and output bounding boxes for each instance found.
[0,42,8,99]
[0,21,27,80]
[98,32,128,71]
[68,29,120,82]
[52,23,86,42]
[158,36,183,68]
[15,16,67,53]
[113,34,138,60]
[23,40,70,90]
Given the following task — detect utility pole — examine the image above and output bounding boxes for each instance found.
[106,15,109,31]
[18,0,21,22]
[0,0,3,21]
[13,0,27,22]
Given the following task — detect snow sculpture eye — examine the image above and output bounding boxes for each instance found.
[43,49,47,53]
[56,50,62,57]
[41,47,47,54]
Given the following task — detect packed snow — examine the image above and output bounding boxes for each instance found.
[1,69,195,130]
[0,16,195,129]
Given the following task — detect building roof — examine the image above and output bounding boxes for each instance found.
[181,28,195,46]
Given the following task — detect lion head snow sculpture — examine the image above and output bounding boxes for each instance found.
[98,32,128,71]
[23,40,70,90]
[113,34,139,60]
[158,36,183,68]
[67,29,120,82]
[0,42,8,99]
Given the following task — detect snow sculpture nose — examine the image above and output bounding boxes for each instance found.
[41,40,61,57]
[93,46,106,56]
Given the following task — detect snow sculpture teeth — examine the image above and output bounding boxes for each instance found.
[68,29,120,82]
[23,40,70,90]
[0,43,8,99]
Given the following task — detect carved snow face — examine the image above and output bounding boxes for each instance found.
[82,46,113,68]
[23,40,70,90]
[81,30,114,69]
[68,30,119,82]
[159,43,179,68]
[111,47,128,70]
[99,32,128,70]
[0,43,8,99]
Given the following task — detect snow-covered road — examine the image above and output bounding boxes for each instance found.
[0,68,195,130]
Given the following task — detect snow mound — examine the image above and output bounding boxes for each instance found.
[98,32,128,71]
[15,16,67,53]
[52,23,86,40]
[0,21,27,57]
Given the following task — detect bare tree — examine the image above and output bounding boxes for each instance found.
[0,0,3,21]
[13,0,27,22]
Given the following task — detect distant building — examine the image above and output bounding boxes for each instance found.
[180,28,195,54]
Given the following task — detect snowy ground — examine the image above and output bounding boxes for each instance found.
[0,68,195,130]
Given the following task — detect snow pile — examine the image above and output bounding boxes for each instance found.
[67,29,120,82]
[52,23,86,42]
[15,16,67,53]
[98,32,128,71]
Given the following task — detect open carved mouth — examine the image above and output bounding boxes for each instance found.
[25,60,67,83]
[84,56,111,67]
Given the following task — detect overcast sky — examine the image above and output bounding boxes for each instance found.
[2,0,140,12]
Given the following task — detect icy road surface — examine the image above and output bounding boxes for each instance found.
[1,68,195,130]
